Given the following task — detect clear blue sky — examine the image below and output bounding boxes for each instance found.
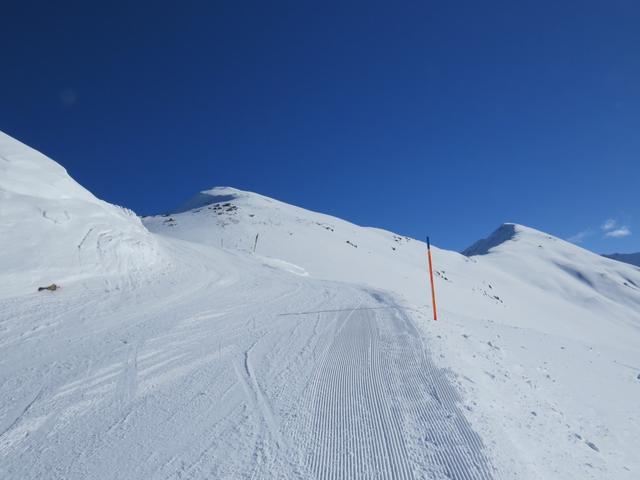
[2,1,639,253]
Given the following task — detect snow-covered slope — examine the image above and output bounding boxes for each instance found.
[144,188,640,479]
[145,186,438,297]
[2,135,639,480]
[0,132,162,297]
[464,222,640,322]
[604,252,640,268]
[145,189,640,337]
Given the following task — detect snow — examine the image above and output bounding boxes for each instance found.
[461,223,518,256]
[1,131,639,479]
[0,132,163,298]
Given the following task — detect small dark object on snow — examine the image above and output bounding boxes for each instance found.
[586,441,599,452]
[636,373,640,380]
[38,284,59,292]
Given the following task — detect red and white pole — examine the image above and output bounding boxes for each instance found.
[426,236,438,321]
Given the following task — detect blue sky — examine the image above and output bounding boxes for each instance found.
[2,1,639,253]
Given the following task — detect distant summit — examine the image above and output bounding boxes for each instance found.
[603,252,640,268]
[462,223,518,256]
[175,187,246,213]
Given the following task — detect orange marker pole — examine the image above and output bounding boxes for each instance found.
[426,236,438,321]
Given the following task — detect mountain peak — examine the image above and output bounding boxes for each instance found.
[462,223,570,256]
[176,187,244,213]
[174,186,273,213]
[462,223,519,256]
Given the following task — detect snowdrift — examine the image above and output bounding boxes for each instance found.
[0,131,162,297]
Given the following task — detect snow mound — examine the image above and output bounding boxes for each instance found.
[0,131,163,297]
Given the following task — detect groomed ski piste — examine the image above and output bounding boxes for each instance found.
[1,130,639,479]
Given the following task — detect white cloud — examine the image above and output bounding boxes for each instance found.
[567,230,592,244]
[605,226,631,238]
[601,218,617,231]
[569,218,632,243]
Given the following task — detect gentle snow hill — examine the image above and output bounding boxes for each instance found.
[603,252,640,268]
[0,131,162,297]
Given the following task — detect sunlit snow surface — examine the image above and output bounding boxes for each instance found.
[1,132,639,479]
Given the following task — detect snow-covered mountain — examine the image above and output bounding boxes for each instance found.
[146,190,640,346]
[1,132,639,480]
[603,252,640,268]
[144,189,640,478]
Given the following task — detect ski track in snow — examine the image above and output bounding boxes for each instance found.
[294,298,496,480]
[0,171,498,480]
[0,248,497,480]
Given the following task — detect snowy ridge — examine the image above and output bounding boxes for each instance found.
[464,222,640,316]
[461,223,518,256]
